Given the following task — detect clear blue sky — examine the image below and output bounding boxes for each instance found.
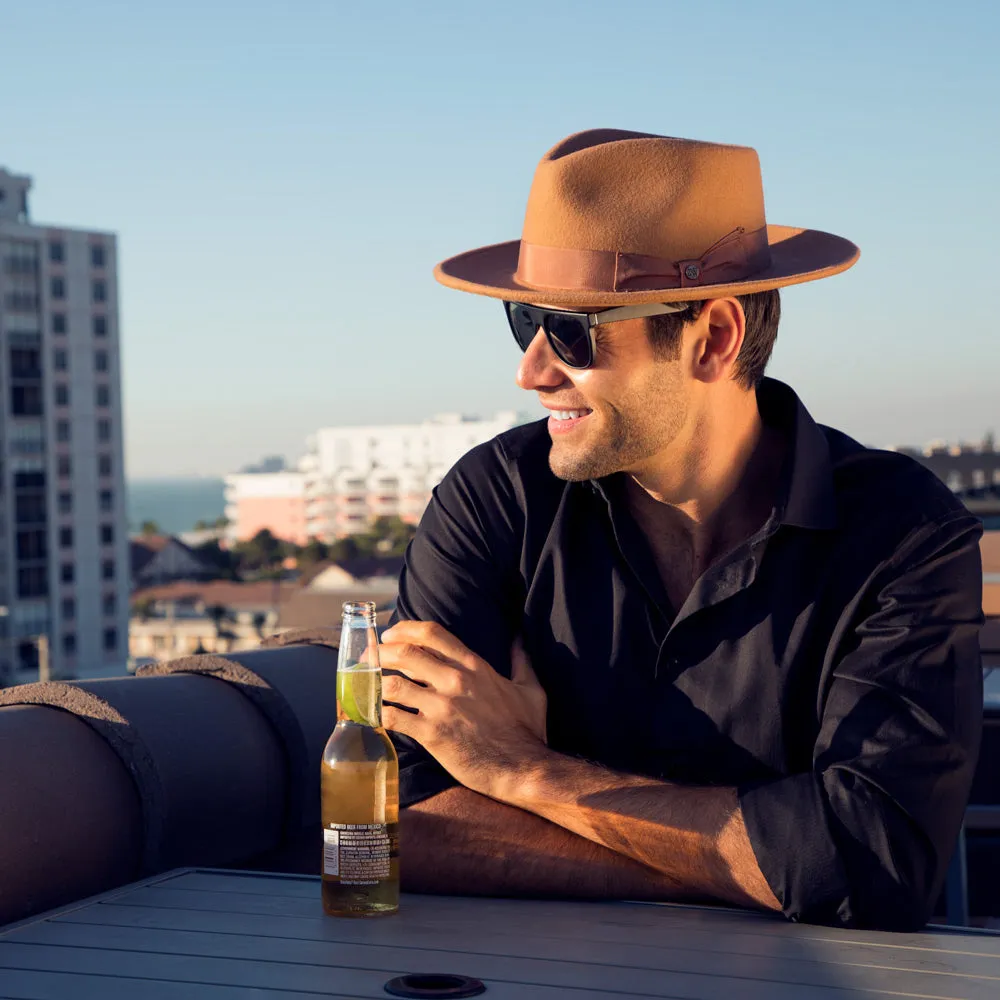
[3,0,998,477]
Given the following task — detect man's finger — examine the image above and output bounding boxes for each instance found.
[383,703,423,740]
[381,669,433,708]
[382,620,480,671]
[379,641,459,690]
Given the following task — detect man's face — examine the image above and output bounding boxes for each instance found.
[515,315,692,482]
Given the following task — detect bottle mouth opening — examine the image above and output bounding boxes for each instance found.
[342,601,377,616]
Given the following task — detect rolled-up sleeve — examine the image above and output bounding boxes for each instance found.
[740,512,984,929]
[388,440,525,807]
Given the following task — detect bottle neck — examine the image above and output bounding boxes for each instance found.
[337,612,383,728]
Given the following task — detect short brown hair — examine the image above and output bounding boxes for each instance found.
[646,289,781,390]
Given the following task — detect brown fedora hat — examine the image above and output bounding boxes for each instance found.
[434,129,859,307]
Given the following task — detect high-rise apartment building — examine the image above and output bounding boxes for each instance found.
[0,168,129,684]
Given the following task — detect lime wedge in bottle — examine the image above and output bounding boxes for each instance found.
[337,668,375,726]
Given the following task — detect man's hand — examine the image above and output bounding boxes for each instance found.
[379,621,548,799]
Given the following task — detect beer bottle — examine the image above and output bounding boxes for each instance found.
[321,601,399,916]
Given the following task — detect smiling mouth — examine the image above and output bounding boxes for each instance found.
[546,408,592,433]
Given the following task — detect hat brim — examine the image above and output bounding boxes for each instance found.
[434,225,859,307]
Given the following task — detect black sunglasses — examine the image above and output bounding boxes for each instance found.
[504,300,690,369]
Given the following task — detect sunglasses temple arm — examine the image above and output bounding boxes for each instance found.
[590,302,690,325]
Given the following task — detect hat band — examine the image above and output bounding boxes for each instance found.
[514,225,770,293]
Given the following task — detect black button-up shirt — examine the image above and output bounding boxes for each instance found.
[391,377,984,930]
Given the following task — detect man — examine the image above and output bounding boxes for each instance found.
[378,129,984,929]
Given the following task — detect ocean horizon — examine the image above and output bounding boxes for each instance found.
[126,478,227,537]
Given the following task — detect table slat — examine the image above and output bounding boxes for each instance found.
[0,967,369,1000]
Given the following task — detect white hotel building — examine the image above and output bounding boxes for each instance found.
[225,412,523,544]
[0,168,129,683]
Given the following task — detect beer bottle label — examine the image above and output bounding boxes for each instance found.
[323,823,393,883]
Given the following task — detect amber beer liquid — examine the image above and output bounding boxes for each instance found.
[321,601,399,917]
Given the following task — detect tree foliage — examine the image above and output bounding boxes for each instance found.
[298,539,329,566]
[230,528,285,576]
[194,539,239,580]
[132,597,156,621]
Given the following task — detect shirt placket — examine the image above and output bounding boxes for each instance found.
[598,475,782,681]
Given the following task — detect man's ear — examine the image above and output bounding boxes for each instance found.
[689,298,745,385]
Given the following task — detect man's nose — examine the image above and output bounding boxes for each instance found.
[516,329,567,391]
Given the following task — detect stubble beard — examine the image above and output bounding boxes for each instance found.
[548,365,689,483]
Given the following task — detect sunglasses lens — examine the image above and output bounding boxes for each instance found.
[504,302,593,368]
[506,303,539,351]
[545,313,592,368]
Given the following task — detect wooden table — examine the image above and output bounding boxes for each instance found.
[2,867,999,999]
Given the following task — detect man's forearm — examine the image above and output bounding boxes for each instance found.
[495,753,780,912]
[400,786,696,901]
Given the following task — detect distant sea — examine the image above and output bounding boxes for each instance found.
[126,478,226,536]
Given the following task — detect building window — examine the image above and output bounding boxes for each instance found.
[10,346,43,417]
[58,492,72,515]
[4,292,40,312]
[56,420,70,443]
[55,384,69,407]
[95,384,110,408]
[48,241,64,264]
[91,244,106,269]
[98,454,112,478]
[53,348,68,372]
[102,593,116,617]
[61,562,74,584]
[57,455,72,478]
[92,279,106,303]
[94,350,108,373]
[59,526,73,549]
[15,492,46,525]
[93,315,107,337]
[99,489,113,512]
[100,524,114,545]
[52,313,67,335]
[17,529,47,560]
[63,633,76,655]
[51,276,65,299]
[11,385,43,416]
[101,559,115,581]
[17,566,48,598]
[103,628,117,652]
[62,597,76,621]
[4,291,39,312]
[97,419,111,442]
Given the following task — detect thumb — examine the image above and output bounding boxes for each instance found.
[510,634,539,687]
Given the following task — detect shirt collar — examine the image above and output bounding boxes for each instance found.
[757,377,837,531]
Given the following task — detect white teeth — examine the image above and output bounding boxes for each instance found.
[551,409,588,421]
